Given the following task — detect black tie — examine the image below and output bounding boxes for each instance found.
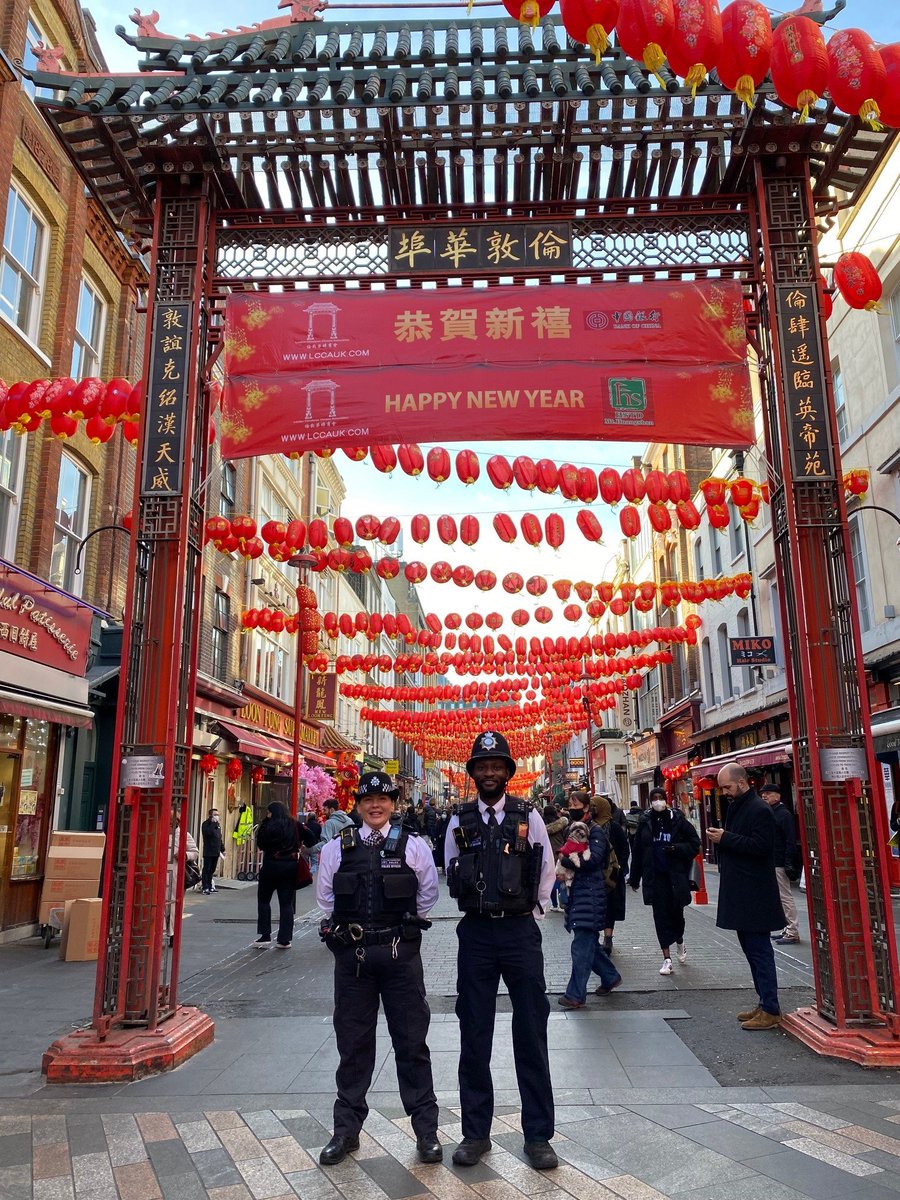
[485,807,499,844]
[365,830,385,848]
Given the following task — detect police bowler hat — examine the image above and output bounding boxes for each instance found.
[356,770,400,800]
[466,730,517,778]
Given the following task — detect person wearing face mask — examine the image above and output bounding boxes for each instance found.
[628,789,700,977]
[200,807,225,895]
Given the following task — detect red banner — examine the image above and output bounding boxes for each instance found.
[0,564,93,676]
[222,281,752,457]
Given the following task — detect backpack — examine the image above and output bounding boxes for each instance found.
[604,841,621,892]
[624,809,641,835]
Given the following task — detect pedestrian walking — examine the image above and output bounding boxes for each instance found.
[254,801,301,949]
[444,730,558,1171]
[761,784,801,944]
[557,819,621,1009]
[709,764,786,1030]
[589,795,629,955]
[316,771,441,1167]
[628,789,700,976]
[543,804,569,912]
[200,806,225,894]
[312,797,356,859]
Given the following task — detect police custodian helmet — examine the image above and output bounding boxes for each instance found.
[466,731,517,778]
[355,770,400,800]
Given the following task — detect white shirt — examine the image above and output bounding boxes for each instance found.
[316,821,440,916]
[443,795,556,916]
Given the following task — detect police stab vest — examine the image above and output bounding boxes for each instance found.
[448,797,542,915]
[331,822,418,928]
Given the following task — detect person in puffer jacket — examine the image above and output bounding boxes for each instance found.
[557,823,622,1008]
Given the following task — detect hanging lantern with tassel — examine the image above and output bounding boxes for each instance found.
[501,0,555,28]
[878,44,900,129]
[667,0,723,96]
[560,0,620,63]
[616,0,676,87]
[770,15,828,123]
[827,28,886,130]
[833,252,882,312]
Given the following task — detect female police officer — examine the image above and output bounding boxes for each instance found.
[316,771,442,1165]
[444,732,558,1171]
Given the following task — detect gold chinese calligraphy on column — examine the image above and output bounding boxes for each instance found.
[141,302,193,497]
[775,285,835,481]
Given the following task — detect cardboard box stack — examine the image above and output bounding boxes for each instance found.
[59,897,103,961]
[39,832,105,928]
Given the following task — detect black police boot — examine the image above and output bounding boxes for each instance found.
[452,1137,491,1166]
[416,1134,443,1163]
[523,1141,559,1170]
[319,1134,360,1166]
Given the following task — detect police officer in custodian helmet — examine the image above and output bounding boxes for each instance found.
[444,732,558,1170]
[316,771,442,1165]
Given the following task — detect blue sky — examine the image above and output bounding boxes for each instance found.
[91,1,897,72]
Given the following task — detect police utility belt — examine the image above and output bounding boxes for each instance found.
[320,916,431,948]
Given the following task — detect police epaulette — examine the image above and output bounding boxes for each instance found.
[504,796,533,815]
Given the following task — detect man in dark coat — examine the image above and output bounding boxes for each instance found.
[200,807,225,894]
[761,784,800,945]
[709,764,786,1030]
[628,790,699,975]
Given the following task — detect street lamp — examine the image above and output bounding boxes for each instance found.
[289,552,318,818]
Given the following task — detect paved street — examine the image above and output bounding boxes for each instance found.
[5,872,900,1198]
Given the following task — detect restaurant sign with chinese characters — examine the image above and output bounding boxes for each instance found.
[223,281,753,458]
[306,672,337,723]
[141,302,193,497]
[388,222,572,274]
[0,564,93,676]
[775,285,835,481]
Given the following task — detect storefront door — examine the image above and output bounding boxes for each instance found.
[0,716,58,931]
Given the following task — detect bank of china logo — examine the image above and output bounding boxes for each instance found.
[585,311,610,330]
[609,378,647,412]
[481,732,498,750]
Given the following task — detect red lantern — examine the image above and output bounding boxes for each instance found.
[426,446,451,483]
[770,15,828,122]
[453,565,475,587]
[333,516,354,547]
[285,519,306,549]
[616,0,675,84]
[370,444,398,474]
[621,467,646,503]
[85,413,115,444]
[503,572,525,593]
[50,413,78,440]
[251,766,266,784]
[717,0,771,107]
[555,463,579,502]
[502,0,555,28]
[512,608,530,626]
[599,467,622,505]
[738,498,760,523]
[308,518,328,549]
[560,0,620,62]
[411,514,430,544]
[667,470,690,503]
[827,28,886,128]
[521,513,543,547]
[405,561,427,584]
[430,561,452,583]
[700,477,726,505]
[513,456,538,492]
[576,509,603,543]
[475,569,497,591]
[226,758,243,783]
[199,753,218,775]
[376,557,400,579]
[526,575,549,597]
[553,579,572,601]
[545,513,565,550]
[534,606,553,624]
[675,499,701,530]
[844,468,869,496]
[647,502,671,533]
[355,514,381,540]
[460,515,480,546]
[833,253,882,312]
[536,459,559,495]
[378,516,401,545]
[342,445,368,462]
[397,443,424,477]
[456,448,480,486]
[879,44,900,128]
[260,520,287,545]
[494,513,517,543]
[729,477,754,507]
[563,603,584,622]
[668,0,722,94]
[487,454,514,490]
[707,503,730,529]
[619,505,641,538]
[644,469,670,504]
[576,467,598,504]
[437,515,459,545]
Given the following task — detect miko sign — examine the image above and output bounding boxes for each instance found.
[222,280,753,458]
[729,636,777,666]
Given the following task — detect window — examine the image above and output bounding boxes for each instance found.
[21,19,43,101]
[211,590,230,682]
[0,430,23,557]
[219,461,236,518]
[252,630,290,700]
[833,365,849,445]
[736,607,754,692]
[693,537,704,581]
[50,454,90,594]
[769,579,785,669]
[71,276,106,380]
[717,623,733,700]
[1,186,47,343]
[728,498,744,562]
[702,637,715,706]
[709,523,723,576]
[848,513,872,634]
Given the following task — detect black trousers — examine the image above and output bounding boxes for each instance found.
[201,855,219,892]
[650,879,686,950]
[256,859,296,945]
[331,934,438,1139]
[455,913,554,1142]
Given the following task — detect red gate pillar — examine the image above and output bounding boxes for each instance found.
[43,181,215,1082]
[755,148,900,1064]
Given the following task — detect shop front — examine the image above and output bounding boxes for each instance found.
[628,733,659,806]
[0,563,95,934]
[657,699,701,807]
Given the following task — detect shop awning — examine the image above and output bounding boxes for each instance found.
[317,724,360,755]
[691,737,793,777]
[217,719,290,761]
[304,749,336,768]
[0,689,93,728]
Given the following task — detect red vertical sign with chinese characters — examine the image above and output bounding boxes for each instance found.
[222,281,753,458]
